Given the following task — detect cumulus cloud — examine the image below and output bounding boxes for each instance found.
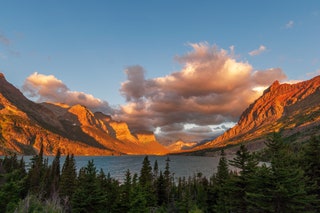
[285,20,294,29]
[249,45,266,56]
[22,72,114,114]
[120,65,146,101]
[21,43,288,144]
[116,43,287,142]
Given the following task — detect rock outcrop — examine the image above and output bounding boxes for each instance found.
[0,73,168,155]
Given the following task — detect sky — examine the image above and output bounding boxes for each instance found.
[1,1,320,144]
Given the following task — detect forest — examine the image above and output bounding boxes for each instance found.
[0,133,320,212]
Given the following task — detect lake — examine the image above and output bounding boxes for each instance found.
[22,155,227,182]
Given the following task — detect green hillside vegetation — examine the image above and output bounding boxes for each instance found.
[0,133,320,212]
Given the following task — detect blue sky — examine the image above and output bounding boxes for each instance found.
[1,1,320,143]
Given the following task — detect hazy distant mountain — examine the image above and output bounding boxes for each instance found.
[0,73,168,155]
[166,140,197,152]
[192,75,320,154]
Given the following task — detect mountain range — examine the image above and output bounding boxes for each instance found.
[191,75,320,154]
[1,73,320,155]
[0,73,168,155]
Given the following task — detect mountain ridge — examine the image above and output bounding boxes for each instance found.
[0,73,168,155]
[193,75,320,153]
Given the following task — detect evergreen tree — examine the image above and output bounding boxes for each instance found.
[164,157,171,205]
[176,177,184,202]
[59,153,77,206]
[129,189,148,213]
[229,144,258,177]
[213,149,231,213]
[50,148,61,196]
[102,172,120,212]
[129,168,147,212]
[206,176,218,213]
[1,154,20,173]
[139,156,153,187]
[157,171,167,206]
[153,160,159,179]
[177,177,194,213]
[246,164,274,212]
[26,143,48,195]
[152,160,159,206]
[43,149,61,198]
[228,144,258,212]
[0,155,27,212]
[194,173,208,211]
[215,149,229,185]
[132,173,138,190]
[264,133,317,212]
[71,160,105,213]
[303,136,320,202]
[139,156,156,208]
[118,169,132,212]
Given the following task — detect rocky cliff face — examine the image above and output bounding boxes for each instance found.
[195,75,320,151]
[0,73,168,155]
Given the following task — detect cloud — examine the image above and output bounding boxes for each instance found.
[22,72,114,114]
[213,124,229,131]
[189,126,213,133]
[285,20,294,29]
[120,65,146,101]
[249,45,266,56]
[252,68,287,85]
[156,124,220,145]
[160,123,185,132]
[0,32,20,58]
[306,69,320,78]
[116,43,287,142]
[21,43,288,144]
[0,33,10,46]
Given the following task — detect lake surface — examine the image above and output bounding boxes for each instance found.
[22,155,225,182]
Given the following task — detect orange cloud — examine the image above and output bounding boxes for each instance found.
[22,43,287,143]
[23,72,114,114]
[116,43,287,142]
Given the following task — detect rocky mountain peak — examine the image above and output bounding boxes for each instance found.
[195,75,320,151]
[270,80,280,89]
